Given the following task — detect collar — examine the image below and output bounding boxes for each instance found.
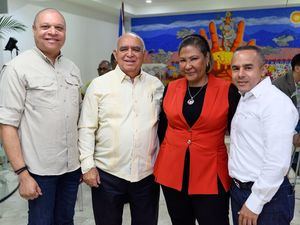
[115,65,143,83]
[242,76,271,99]
[33,47,62,65]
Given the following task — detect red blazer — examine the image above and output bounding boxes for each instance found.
[154,74,231,194]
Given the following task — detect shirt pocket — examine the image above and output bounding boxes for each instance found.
[65,73,80,106]
[26,77,57,108]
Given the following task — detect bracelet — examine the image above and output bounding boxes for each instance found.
[14,165,28,175]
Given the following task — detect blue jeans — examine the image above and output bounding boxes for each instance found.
[230,177,295,225]
[28,168,81,225]
[91,169,160,225]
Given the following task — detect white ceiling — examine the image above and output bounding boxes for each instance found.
[32,0,300,17]
[67,0,300,17]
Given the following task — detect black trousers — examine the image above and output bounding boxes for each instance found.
[91,168,160,225]
[161,150,230,225]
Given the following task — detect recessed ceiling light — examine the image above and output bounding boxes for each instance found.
[146,0,152,3]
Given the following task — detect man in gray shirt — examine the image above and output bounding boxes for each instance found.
[0,8,81,225]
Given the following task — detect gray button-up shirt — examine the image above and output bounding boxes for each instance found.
[0,48,81,175]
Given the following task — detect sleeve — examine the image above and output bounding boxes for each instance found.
[157,85,168,144]
[78,80,100,173]
[227,83,240,133]
[0,65,26,127]
[245,95,299,214]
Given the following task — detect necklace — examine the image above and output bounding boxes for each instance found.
[187,84,206,105]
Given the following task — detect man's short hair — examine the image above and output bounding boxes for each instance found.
[98,60,111,70]
[117,32,146,52]
[234,45,265,65]
[33,8,66,28]
[291,53,300,71]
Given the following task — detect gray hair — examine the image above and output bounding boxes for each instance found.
[116,32,146,52]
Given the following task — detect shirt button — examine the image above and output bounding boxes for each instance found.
[187,140,191,145]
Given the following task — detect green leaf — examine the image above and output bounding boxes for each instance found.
[0,16,27,39]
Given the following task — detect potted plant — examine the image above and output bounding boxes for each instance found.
[0,15,26,39]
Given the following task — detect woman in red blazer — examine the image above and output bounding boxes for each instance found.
[154,34,240,225]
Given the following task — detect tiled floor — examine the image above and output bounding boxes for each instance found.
[0,172,300,225]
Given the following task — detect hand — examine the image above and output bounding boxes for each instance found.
[82,167,100,187]
[18,171,42,200]
[293,133,300,147]
[238,203,258,225]
[199,16,255,81]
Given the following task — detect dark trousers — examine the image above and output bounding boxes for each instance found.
[231,177,295,225]
[91,169,160,225]
[28,168,81,225]
[161,150,229,225]
[162,181,230,225]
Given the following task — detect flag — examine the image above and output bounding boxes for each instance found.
[118,1,125,37]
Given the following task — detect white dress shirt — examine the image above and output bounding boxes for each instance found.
[229,77,298,214]
[78,66,164,182]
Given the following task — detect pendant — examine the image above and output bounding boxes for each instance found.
[187,98,194,105]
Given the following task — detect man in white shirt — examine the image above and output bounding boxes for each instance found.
[229,45,298,225]
[78,32,164,225]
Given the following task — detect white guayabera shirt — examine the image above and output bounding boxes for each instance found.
[78,65,164,182]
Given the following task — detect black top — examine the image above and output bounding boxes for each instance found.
[158,82,240,143]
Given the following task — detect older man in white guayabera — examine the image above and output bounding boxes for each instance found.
[78,32,164,225]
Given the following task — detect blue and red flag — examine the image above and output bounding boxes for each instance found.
[118,2,125,37]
